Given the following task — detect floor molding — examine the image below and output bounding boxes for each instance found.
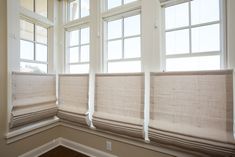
[19,137,118,157]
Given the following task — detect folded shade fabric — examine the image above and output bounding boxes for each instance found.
[149,70,235,155]
[10,72,57,128]
[58,74,89,125]
[93,73,145,138]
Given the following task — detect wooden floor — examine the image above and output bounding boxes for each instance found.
[39,146,90,157]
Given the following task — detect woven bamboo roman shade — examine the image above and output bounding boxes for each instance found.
[149,70,235,154]
[10,72,57,128]
[58,74,89,126]
[93,73,144,138]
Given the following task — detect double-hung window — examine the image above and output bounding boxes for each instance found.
[67,27,90,73]
[65,0,90,74]
[163,0,223,71]
[104,14,141,73]
[19,0,50,73]
[20,20,48,73]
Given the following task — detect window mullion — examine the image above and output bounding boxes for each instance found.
[79,0,81,19]
[189,2,192,55]
[122,17,124,59]
[79,29,81,63]
[34,24,36,61]
[33,0,36,12]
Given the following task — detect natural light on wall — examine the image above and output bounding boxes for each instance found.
[164,0,221,71]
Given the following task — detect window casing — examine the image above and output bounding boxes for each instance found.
[20,19,48,73]
[104,13,142,73]
[163,0,224,71]
[66,27,90,74]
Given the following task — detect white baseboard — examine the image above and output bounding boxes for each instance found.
[19,137,118,157]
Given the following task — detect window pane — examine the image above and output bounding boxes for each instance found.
[107,0,122,10]
[191,0,219,25]
[124,0,136,4]
[81,0,90,18]
[108,19,122,40]
[20,0,33,11]
[69,47,79,63]
[124,37,141,58]
[36,44,47,62]
[192,24,220,53]
[81,27,90,44]
[35,0,47,17]
[166,55,220,71]
[69,30,79,46]
[20,62,47,73]
[36,25,47,44]
[20,40,34,60]
[124,14,140,37]
[69,0,79,21]
[70,64,89,73]
[108,40,122,60]
[108,61,141,73]
[20,20,34,41]
[165,3,189,30]
[166,29,189,55]
[80,45,89,62]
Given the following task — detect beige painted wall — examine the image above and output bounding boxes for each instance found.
[0,0,235,157]
[227,0,235,69]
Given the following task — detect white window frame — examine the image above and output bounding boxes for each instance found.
[19,18,49,73]
[64,0,91,74]
[65,25,91,73]
[67,0,90,22]
[161,0,226,71]
[20,0,48,18]
[103,11,142,73]
[102,0,142,73]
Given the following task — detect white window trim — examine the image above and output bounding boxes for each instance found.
[102,4,142,73]
[20,19,49,73]
[19,1,54,73]
[65,25,91,73]
[64,0,92,74]
[161,0,226,71]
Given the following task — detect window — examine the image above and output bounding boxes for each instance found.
[20,0,48,17]
[104,14,141,73]
[163,0,222,71]
[107,0,137,10]
[67,27,90,73]
[20,19,48,73]
[68,0,90,21]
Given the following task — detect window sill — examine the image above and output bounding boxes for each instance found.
[6,116,59,144]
